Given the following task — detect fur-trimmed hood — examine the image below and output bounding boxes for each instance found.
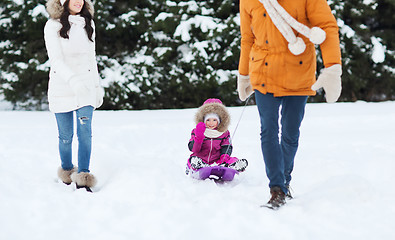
[46,0,94,19]
[195,101,230,132]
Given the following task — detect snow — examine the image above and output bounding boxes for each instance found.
[12,0,24,5]
[120,11,138,22]
[174,15,227,41]
[363,0,375,5]
[1,101,394,239]
[153,46,172,57]
[215,69,236,84]
[155,12,174,22]
[338,19,355,38]
[30,4,48,20]
[0,94,12,110]
[338,18,386,63]
[371,36,385,63]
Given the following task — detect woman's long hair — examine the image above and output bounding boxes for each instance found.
[59,0,94,42]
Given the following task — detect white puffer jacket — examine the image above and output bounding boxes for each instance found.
[44,0,104,113]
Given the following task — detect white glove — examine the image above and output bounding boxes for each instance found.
[69,74,91,97]
[237,74,253,101]
[311,64,342,103]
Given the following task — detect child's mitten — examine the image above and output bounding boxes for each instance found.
[195,122,206,141]
[191,122,206,153]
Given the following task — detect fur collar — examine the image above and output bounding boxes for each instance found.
[46,0,94,19]
[195,102,230,133]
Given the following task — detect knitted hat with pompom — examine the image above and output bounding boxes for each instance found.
[203,98,223,105]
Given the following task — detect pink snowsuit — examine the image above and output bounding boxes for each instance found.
[186,98,239,171]
[188,129,236,165]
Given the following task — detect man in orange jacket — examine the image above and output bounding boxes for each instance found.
[237,0,342,209]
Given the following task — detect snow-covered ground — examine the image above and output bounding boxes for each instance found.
[0,101,394,240]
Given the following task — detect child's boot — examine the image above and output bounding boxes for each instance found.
[228,159,248,172]
[189,156,210,170]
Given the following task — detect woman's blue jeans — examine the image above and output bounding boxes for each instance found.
[255,91,307,194]
[55,106,94,173]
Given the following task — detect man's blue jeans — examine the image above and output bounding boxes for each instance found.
[255,91,307,194]
[55,106,94,173]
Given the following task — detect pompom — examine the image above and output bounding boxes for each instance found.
[288,37,306,55]
[309,27,326,45]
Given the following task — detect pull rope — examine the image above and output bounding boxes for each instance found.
[224,94,253,156]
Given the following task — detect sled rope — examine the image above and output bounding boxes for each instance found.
[225,94,253,154]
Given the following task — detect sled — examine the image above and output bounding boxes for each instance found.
[196,166,239,181]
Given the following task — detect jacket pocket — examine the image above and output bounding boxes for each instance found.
[48,70,73,97]
[284,45,316,90]
[249,49,268,86]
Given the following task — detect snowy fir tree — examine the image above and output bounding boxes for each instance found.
[0,0,394,110]
[0,0,49,109]
[328,0,395,102]
[95,0,241,110]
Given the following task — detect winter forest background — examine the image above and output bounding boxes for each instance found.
[0,0,394,110]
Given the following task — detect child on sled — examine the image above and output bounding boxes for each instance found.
[186,98,248,180]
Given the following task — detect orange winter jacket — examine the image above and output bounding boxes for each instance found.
[239,0,341,96]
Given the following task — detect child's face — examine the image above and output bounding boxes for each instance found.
[205,118,219,130]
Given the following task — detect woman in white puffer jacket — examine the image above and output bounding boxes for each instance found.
[44,0,104,192]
